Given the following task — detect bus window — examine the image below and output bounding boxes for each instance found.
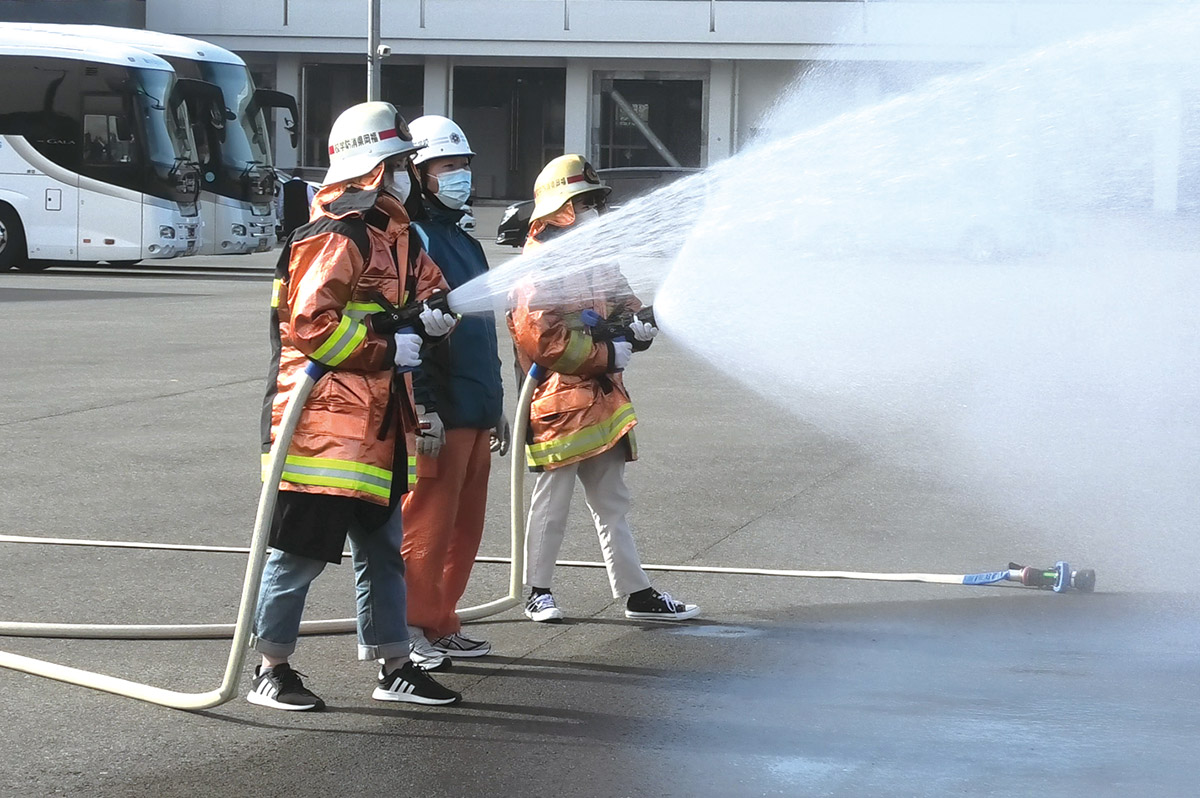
[83,109,133,165]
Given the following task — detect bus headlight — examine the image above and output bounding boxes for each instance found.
[159,226,176,239]
[232,224,248,237]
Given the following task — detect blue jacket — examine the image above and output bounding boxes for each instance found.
[411,207,504,430]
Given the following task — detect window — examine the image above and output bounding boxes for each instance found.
[83,111,133,165]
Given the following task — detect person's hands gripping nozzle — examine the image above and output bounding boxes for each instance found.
[582,306,658,371]
[629,314,658,343]
[611,340,633,371]
[370,290,459,372]
[393,331,423,370]
[369,289,459,342]
[419,301,457,338]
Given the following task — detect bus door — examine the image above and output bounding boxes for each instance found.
[78,92,142,261]
[27,176,79,261]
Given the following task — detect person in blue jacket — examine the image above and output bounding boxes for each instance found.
[401,114,510,670]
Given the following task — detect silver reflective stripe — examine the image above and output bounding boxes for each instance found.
[283,461,391,491]
[311,315,367,367]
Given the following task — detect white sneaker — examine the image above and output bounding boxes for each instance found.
[431,631,492,658]
[409,629,451,671]
[524,591,564,623]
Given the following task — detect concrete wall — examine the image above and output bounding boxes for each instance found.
[148,0,1176,60]
[0,0,144,26]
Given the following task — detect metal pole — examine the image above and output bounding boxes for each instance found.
[609,89,683,168]
[367,0,381,101]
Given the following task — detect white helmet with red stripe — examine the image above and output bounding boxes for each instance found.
[322,101,425,186]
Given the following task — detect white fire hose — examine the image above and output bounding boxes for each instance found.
[0,363,1094,709]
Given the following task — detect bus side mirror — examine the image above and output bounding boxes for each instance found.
[251,89,301,149]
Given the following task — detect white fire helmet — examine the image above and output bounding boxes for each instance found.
[409,115,476,166]
[322,102,424,186]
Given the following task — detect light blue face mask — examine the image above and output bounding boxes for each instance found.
[434,168,472,209]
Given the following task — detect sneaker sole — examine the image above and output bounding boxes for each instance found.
[431,645,491,658]
[246,691,324,711]
[410,656,452,672]
[372,687,462,705]
[624,606,702,621]
[524,609,564,623]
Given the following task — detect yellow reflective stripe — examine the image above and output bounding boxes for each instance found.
[271,278,284,308]
[279,454,392,500]
[345,300,385,320]
[549,330,593,373]
[310,314,368,367]
[526,403,636,467]
[408,455,417,486]
[283,454,391,481]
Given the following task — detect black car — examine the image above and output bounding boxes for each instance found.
[495,166,700,246]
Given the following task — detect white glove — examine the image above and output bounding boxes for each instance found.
[490,414,511,456]
[612,340,633,371]
[393,332,422,369]
[629,317,659,342]
[416,406,445,457]
[420,303,458,337]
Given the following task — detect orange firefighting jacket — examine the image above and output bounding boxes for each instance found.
[507,205,643,470]
[264,162,448,505]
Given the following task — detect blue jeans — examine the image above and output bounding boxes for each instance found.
[252,499,410,661]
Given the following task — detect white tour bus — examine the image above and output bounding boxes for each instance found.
[0,28,201,272]
[24,25,300,256]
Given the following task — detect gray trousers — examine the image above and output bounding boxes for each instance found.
[524,445,652,598]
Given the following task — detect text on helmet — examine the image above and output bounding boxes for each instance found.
[328,128,399,155]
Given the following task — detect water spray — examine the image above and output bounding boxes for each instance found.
[10,0,1181,703]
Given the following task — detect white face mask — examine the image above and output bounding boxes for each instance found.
[383,167,411,203]
[433,168,472,209]
[574,207,601,226]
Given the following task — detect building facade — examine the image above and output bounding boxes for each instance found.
[11,0,1192,203]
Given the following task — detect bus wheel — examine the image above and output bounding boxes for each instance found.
[0,204,28,271]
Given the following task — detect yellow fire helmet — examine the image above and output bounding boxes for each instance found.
[531,154,611,222]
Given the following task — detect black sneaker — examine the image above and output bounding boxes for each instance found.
[625,588,701,621]
[373,661,462,705]
[524,591,564,623]
[246,663,325,711]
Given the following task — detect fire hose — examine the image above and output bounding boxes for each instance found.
[0,310,1095,709]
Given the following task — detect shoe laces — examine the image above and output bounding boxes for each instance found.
[655,590,682,611]
[271,664,310,693]
[528,592,557,612]
[411,636,441,657]
[400,663,439,688]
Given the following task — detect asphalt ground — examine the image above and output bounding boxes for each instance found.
[2,206,1198,797]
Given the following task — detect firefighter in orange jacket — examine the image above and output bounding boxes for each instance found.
[249,102,460,712]
[508,154,701,624]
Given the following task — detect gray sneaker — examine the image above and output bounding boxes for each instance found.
[431,631,492,658]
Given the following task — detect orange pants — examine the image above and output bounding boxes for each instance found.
[401,427,493,638]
